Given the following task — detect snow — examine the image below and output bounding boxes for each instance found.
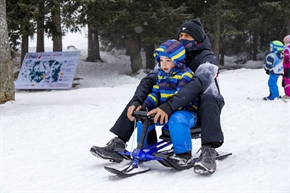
[1,33,290,193]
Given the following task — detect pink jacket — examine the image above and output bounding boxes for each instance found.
[284,44,290,69]
[283,44,290,96]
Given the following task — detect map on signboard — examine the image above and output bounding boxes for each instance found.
[21,59,62,83]
[15,51,80,90]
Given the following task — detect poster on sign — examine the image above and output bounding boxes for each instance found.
[15,51,80,90]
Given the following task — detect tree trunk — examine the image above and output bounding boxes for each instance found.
[260,33,265,51]
[86,25,95,61]
[252,31,258,61]
[128,39,142,73]
[93,26,103,62]
[144,42,155,69]
[220,50,225,66]
[51,0,62,51]
[0,0,15,104]
[125,41,130,55]
[36,0,45,52]
[20,33,29,67]
[213,0,221,65]
[287,18,290,34]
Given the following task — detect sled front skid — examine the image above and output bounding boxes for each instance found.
[107,150,232,177]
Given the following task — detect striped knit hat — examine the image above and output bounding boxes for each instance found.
[153,40,186,66]
[270,40,284,51]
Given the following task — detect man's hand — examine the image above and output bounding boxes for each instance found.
[127,105,142,121]
[147,107,168,124]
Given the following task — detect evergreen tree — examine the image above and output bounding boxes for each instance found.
[7,0,38,66]
[100,0,192,72]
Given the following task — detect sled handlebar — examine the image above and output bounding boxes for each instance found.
[132,111,155,121]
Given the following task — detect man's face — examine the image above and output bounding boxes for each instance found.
[179,32,194,40]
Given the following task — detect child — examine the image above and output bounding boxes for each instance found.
[263,40,284,100]
[282,35,290,99]
[129,39,198,167]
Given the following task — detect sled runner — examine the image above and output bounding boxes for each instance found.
[104,111,232,177]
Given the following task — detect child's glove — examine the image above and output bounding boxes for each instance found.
[264,66,269,75]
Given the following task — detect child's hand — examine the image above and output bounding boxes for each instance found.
[147,107,168,124]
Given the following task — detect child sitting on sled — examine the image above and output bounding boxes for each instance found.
[127,39,199,167]
[263,40,284,100]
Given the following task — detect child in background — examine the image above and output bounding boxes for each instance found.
[128,39,198,167]
[282,35,290,99]
[263,40,284,100]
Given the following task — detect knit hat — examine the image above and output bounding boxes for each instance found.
[177,18,205,42]
[270,40,284,52]
[153,40,186,66]
[283,35,290,44]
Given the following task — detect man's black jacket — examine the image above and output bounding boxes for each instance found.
[131,35,221,115]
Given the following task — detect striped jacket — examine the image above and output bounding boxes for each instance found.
[144,40,198,114]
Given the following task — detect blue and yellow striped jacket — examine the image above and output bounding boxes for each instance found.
[144,40,198,114]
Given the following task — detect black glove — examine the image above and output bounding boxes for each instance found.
[265,70,269,75]
[282,79,285,87]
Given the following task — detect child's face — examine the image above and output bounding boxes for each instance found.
[160,56,175,73]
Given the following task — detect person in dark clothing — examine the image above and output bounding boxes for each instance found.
[90,18,224,175]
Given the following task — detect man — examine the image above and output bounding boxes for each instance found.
[90,18,224,175]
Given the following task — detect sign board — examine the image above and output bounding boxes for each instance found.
[15,51,80,90]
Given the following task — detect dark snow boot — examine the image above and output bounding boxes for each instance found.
[90,137,126,163]
[193,145,217,175]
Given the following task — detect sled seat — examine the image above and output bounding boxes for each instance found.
[159,125,201,141]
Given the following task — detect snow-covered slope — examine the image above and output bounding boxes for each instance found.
[1,35,289,192]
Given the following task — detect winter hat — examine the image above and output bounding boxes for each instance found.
[270,40,284,52]
[153,40,186,66]
[283,35,290,44]
[177,18,205,42]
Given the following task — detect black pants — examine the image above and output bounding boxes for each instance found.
[110,93,224,148]
[110,101,135,142]
[198,93,224,148]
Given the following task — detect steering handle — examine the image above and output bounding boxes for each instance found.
[132,111,155,120]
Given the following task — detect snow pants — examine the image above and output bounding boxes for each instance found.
[267,74,280,99]
[136,110,196,153]
[283,68,290,97]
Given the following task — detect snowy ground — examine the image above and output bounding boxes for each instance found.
[1,33,290,193]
